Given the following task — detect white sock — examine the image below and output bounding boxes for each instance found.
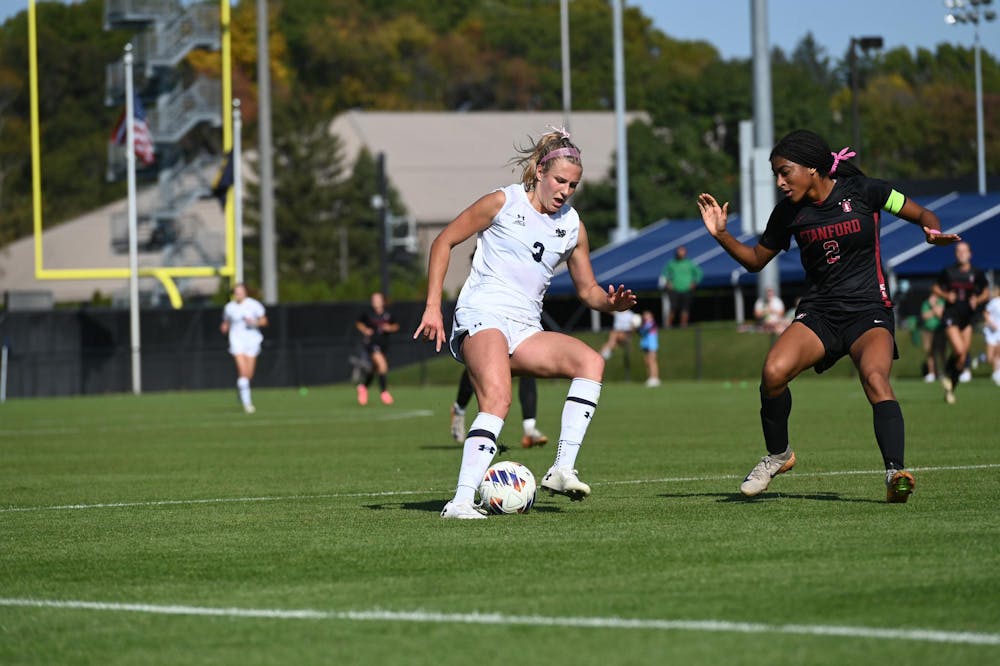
[454,412,504,504]
[522,417,536,435]
[237,377,251,406]
[453,402,465,415]
[553,378,602,470]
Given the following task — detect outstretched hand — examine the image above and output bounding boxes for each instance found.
[412,306,446,353]
[697,193,729,238]
[606,284,637,312]
[923,226,961,246]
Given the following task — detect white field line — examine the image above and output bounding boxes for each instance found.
[0,598,997,646]
[2,463,998,514]
[0,410,435,437]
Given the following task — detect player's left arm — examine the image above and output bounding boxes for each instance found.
[567,221,637,313]
[884,189,960,246]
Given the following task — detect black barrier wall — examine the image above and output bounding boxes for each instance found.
[0,301,456,398]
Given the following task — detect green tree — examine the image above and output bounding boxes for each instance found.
[242,106,419,302]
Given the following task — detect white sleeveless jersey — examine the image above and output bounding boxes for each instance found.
[456,183,580,324]
[223,297,265,345]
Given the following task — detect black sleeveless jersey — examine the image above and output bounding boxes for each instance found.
[358,309,396,347]
[936,263,988,320]
[760,176,895,312]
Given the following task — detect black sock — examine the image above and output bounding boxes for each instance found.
[873,400,905,469]
[760,386,792,456]
[456,370,474,410]
[378,373,387,392]
[362,370,373,387]
[519,376,538,421]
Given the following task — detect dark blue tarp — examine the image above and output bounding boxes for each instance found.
[550,192,1000,295]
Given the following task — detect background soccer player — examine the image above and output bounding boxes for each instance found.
[355,291,400,406]
[931,242,989,403]
[220,283,268,414]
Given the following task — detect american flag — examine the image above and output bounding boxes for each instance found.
[111,95,155,165]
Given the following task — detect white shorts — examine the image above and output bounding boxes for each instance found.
[985,328,1000,347]
[229,336,262,357]
[449,308,542,364]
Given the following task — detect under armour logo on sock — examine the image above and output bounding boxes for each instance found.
[584,411,591,419]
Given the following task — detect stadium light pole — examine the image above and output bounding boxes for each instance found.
[233,99,244,285]
[945,0,996,196]
[751,0,778,299]
[560,0,571,132]
[849,35,883,159]
[124,44,142,395]
[610,0,631,243]
[257,0,278,302]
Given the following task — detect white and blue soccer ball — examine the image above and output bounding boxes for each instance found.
[479,461,536,514]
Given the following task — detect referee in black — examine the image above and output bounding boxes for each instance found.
[932,242,989,404]
[697,129,961,503]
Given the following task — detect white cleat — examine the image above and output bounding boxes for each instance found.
[440,501,487,520]
[942,376,956,404]
[243,403,256,414]
[541,467,591,501]
[740,450,796,497]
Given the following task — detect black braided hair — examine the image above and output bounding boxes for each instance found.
[770,129,865,178]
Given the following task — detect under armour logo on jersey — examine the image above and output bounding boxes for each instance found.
[555,228,567,237]
[795,312,807,320]
[841,199,853,213]
[514,214,526,226]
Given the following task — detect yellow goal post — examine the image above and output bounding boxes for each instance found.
[27,0,237,308]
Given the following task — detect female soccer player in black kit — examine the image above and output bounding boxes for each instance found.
[697,129,960,503]
[931,242,988,404]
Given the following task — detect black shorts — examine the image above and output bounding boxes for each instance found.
[670,290,693,313]
[942,305,974,330]
[793,305,898,374]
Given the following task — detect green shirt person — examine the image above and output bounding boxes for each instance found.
[658,245,702,327]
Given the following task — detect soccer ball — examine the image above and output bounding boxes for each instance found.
[631,313,643,329]
[479,461,536,514]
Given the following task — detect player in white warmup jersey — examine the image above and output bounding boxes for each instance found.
[220,283,268,414]
[414,127,637,519]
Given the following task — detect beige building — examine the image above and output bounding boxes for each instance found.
[1,111,640,305]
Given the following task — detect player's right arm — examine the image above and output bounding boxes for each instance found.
[414,190,505,351]
[219,306,230,335]
[697,193,777,273]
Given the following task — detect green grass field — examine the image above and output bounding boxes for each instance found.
[2,377,999,664]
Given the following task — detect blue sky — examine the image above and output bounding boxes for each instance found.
[631,0,997,60]
[2,0,995,61]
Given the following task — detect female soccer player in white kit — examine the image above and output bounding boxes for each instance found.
[220,283,268,413]
[414,127,636,519]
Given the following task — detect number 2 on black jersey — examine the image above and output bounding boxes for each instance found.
[823,240,841,264]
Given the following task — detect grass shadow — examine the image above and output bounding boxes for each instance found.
[363,499,564,514]
[657,491,884,504]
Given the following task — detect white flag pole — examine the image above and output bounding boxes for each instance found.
[233,99,244,284]
[125,44,142,395]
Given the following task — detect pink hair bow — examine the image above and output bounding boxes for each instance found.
[830,147,857,174]
[545,124,571,139]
